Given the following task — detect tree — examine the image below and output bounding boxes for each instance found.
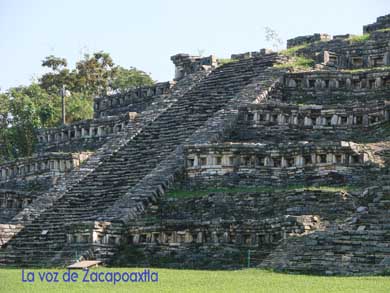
[7,86,41,157]
[41,55,67,71]
[65,92,94,123]
[19,84,60,127]
[40,56,76,96]
[75,51,117,97]
[0,51,154,160]
[264,26,283,51]
[110,66,154,93]
[0,84,59,159]
[0,93,12,161]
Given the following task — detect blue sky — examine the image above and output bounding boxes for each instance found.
[0,0,388,90]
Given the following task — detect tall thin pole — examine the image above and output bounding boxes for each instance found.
[61,85,66,125]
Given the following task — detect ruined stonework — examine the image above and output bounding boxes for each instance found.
[93,82,173,118]
[363,14,390,34]
[0,14,389,276]
[287,30,390,69]
[0,152,92,191]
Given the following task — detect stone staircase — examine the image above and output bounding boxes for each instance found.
[97,65,389,272]
[6,68,208,227]
[0,54,285,267]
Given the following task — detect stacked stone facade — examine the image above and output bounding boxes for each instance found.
[0,14,389,275]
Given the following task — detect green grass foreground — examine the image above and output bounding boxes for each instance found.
[0,267,389,293]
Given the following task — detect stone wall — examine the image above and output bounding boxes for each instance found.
[238,101,388,129]
[363,14,390,34]
[287,33,332,48]
[283,70,390,92]
[292,31,390,69]
[65,221,121,246]
[93,82,173,118]
[0,152,90,184]
[0,190,35,222]
[260,185,390,275]
[274,70,390,105]
[182,142,373,187]
[231,48,274,61]
[0,13,389,273]
[36,112,138,152]
[230,103,390,144]
[109,189,355,268]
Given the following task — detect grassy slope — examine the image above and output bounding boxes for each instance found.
[166,185,355,198]
[0,268,389,293]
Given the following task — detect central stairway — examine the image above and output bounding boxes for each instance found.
[0,54,284,266]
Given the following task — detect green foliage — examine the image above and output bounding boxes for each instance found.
[40,51,154,102]
[218,58,238,65]
[110,66,154,92]
[166,185,354,198]
[74,52,116,96]
[347,34,370,43]
[42,55,67,70]
[0,85,55,159]
[1,268,390,292]
[279,43,309,56]
[274,56,315,70]
[375,28,390,32]
[341,65,390,73]
[277,43,314,71]
[0,93,12,161]
[0,51,154,160]
[65,92,94,123]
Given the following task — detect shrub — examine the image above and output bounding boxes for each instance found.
[348,34,370,43]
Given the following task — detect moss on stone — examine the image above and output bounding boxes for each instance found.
[279,43,309,56]
[341,65,390,73]
[274,56,315,70]
[375,28,390,32]
[166,184,355,199]
[218,58,238,65]
[347,34,370,43]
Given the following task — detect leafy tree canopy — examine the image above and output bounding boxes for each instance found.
[0,51,154,161]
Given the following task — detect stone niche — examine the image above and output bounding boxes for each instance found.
[37,112,138,149]
[65,221,122,246]
[283,71,390,91]
[0,190,36,222]
[93,82,173,118]
[127,215,320,247]
[239,102,389,129]
[0,152,91,183]
[183,142,370,185]
[0,190,34,209]
[129,229,195,245]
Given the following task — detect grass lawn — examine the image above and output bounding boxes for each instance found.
[0,267,389,293]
